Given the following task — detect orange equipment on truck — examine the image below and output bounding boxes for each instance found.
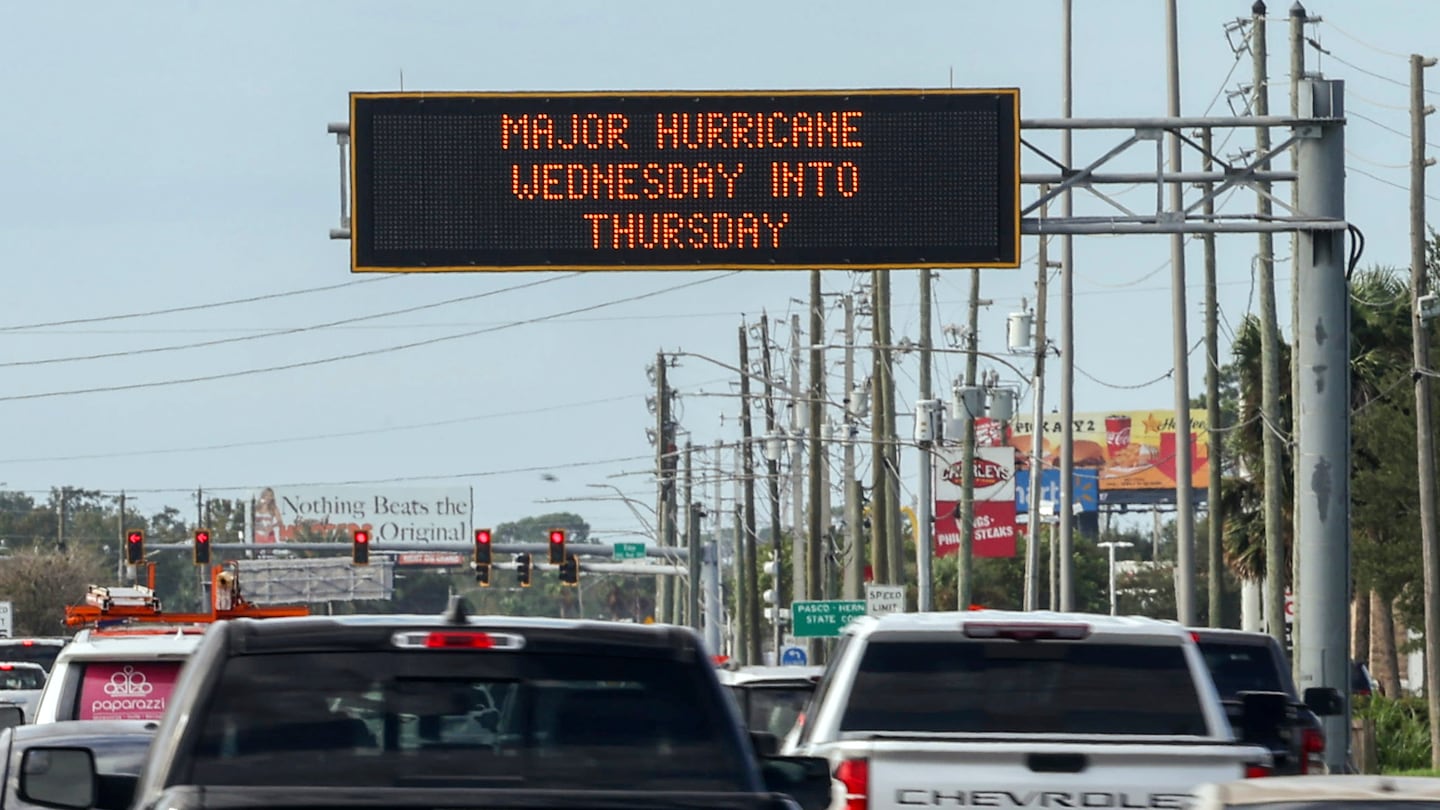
[64,561,309,628]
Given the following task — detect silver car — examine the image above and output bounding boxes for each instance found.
[0,662,50,723]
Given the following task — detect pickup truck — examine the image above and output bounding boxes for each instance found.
[784,611,1282,810]
[19,599,831,810]
[1190,627,1343,775]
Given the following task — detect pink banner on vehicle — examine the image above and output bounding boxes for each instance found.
[77,661,182,721]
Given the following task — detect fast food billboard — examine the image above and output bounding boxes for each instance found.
[250,486,472,546]
[933,445,1017,559]
[987,409,1210,506]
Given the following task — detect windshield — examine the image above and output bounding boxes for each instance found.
[841,639,1206,735]
[187,649,749,791]
[729,685,812,739]
[1198,641,1289,699]
[0,668,45,691]
[0,645,63,672]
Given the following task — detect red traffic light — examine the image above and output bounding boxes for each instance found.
[125,530,145,564]
[354,530,370,544]
[193,530,212,566]
[352,529,371,565]
[474,529,493,566]
[548,529,566,565]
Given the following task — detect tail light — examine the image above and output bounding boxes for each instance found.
[835,757,869,810]
[1300,726,1326,774]
[1245,763,1273,778]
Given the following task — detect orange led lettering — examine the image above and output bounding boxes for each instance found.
[656,113,684,149]
[791,113,814,148]
[766,113,788,148]
[661,213,683,248]
[691,163,716,198]
[814,112,838,147]
[715,163,744,198]
[579,212,791,251]
[564,164,589,199]
[501,114,528,150]
[531,115,557,150]
[583,213,607,248]
[841,111,863,147]
[590,163,616,198]
[540,163,565,200]
[510,165,540,200]
[704,112,729,148]
[606,114,630,149]
[838,161,859,196]
[688,213,709,248]
[732,113,756,148]
[613,212,637,248]
[665,163,690,199]
[711,213,733,248]
[616,163,640,200]
[762,212,790,247]
[736,213,760,247]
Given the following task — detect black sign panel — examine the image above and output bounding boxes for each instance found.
[349,90,1019,272]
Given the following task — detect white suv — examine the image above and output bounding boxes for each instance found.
[32,626,204,724]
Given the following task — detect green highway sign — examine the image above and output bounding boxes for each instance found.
[612,542,646,560]
[791,600,867,638]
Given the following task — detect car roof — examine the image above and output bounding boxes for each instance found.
[58,628,203,660]
[10,719,160,743]
[1188,628,1283,646]
[716,665,824,686]
[1197,775,1440,806]
[848,609,1191,639]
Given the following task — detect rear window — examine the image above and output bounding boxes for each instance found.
[0,667,45,691]
[76,662,183,721]
[1198,642,1287,698]
[187,649,749,790]
[0,643,63,671]
[728,685,813,739]
[841,639,1207,735]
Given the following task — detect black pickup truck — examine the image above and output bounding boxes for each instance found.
[18,600,830,810]
[1191,627,1343,774]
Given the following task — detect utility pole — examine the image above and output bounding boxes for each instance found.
[870,273,892,585]
[57,488,67,553]
[807,271,826,617]
[712,439,727,655]
[738,326,762,665]
[917,269,934,610]
[1202,127,1224,627]
[1294,76,1348,774]
[1409,52,1440,768]
[684,442,700,629]
[1254,1,1287,646]
[1058,0,1077,611]
[731,447,748,661]
[655,352,675,625]
[760,314,784,661]
[842,294,863,600]
[1166,0,1197,626]
[790,313,806,606]
[1289,1,1308,664]
[1025,195,1051,612]
[117,491,126,582]
[880,271,903,585]
[958,267,981,610]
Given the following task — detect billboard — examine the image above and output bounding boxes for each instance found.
[989,410,1210,505]
[1014,468,1100,515]
[933,445,1017,559]
[251,486,471,546]
[349,90,1020,272]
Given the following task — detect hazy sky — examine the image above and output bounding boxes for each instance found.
[0,0,1433,546]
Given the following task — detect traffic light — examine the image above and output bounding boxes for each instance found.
[474,529,493,566]
[559,553,579,586]
[124,530,145,565]
[475,563,491,587]
[547,529,566,565]
[193,529,212,566]
[515,552,532,588]
[352,529,371,565]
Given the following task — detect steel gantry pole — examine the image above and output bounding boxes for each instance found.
[1057,0,1077,611]
[1294,78,1349,774]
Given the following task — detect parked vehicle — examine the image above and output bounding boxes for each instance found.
[1190,627,1342,775]
[1195,774,1440,810]
[28,598,832,810]
[5,720,157,810]
[786,611,1283,810]
[0,662,52,723]
[717,665,823,740]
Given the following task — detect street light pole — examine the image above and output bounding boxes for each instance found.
[1098,540,1134,616]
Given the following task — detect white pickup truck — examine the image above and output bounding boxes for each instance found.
[784,611,1281,810]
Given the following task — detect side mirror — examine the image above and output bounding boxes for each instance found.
[1303,686,1344,717]
[20,747,97,809]
[1238,690,1289,746]
[0,704,24,730]
[760,755,833,810]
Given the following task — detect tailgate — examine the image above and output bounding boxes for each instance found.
[854,740,1261,810]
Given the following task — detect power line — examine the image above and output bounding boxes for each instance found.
[1318,18,1430,65]
[0,272,740,403]
[9,310,743,336]
[1349,109,1440,149]
[1350,165,1440,202]
[0,274,578,369]
[0,274,400,333]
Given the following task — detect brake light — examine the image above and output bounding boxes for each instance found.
[835,758,868,810]
[1299,726,1326,774]
[20,641,33,647]
[0,665,12,671]
[1245,763,1272,778]
[963,622,1091,641]
[390,630,525,650]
